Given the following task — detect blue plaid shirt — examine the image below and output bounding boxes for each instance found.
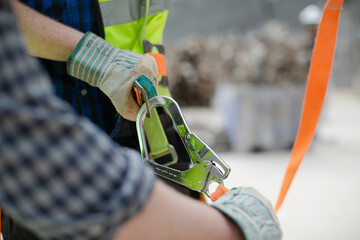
[20,0,118,135]
[0,3,155,239]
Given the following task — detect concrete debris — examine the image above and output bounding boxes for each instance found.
[166,20,313,106]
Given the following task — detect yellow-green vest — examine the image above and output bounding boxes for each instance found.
[98,0,169,96]
[99,0,172,157]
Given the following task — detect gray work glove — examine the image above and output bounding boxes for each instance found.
[212,187,282,240]
[67,32,158,121]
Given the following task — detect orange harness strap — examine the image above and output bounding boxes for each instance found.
[275,0,344,212]
[210,185,230,202]
[147,52,167,77]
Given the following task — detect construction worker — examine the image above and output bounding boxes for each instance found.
[3,0,194,238]
[0,1,283,239]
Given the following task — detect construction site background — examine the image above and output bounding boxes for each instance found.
[164,0,360,151]
[165,0,360,90]
[164,1,360,240]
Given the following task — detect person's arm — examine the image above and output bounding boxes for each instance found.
[10,0,158,121]
[115,181,244,240]
[10,0,83,61]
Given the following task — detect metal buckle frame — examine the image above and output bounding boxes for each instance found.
[136,96,231,197]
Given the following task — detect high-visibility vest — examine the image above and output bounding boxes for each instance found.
[99,0,171,96]
[99,0,167,51]
[99,0,173,163]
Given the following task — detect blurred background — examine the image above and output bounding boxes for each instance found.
[163,0,360,239]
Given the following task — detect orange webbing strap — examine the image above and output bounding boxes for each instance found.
[147,52,167,77]
[210,185,230,202]
[275,0,344,212]
[132,86,142,106]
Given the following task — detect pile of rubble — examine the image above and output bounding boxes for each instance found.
[166,20,313,106]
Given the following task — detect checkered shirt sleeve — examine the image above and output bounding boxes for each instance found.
[0,4,155,240]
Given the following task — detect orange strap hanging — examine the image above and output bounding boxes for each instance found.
[275,0,344,212]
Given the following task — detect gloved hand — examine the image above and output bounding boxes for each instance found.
[212,187,282,240]
[67,32,158,121]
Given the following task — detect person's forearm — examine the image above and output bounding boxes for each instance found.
[114,181,245,240]
[11,0,83,61]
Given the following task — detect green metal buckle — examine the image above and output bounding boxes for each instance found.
[136,96,231,197]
